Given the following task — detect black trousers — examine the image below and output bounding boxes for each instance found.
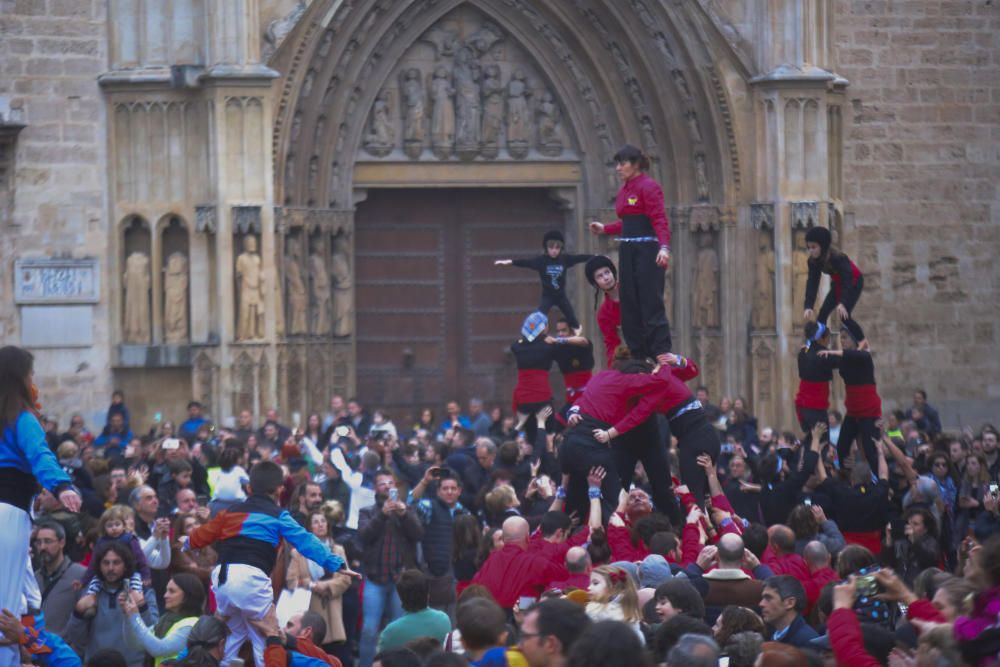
[671,411,721,506]
[837,415,880,470]
[817,274,864,325]
[797,406,828,437]
[539,291,580,329]
[620,241,671,358]
[614,417,679,524]
[559,419,621,521]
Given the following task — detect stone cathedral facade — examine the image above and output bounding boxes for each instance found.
[1,0,997,430]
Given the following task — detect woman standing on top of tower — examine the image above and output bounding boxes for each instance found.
[803,226,864,326]
[589,144,672,360]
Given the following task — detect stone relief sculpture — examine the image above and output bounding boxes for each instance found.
[453,47,482,157]
[123,251,151,344]
[331,235,353,337]
[163,252,188,343]
[467,21,503,56]
[753,230,776,330]
[421,25,459,59]
[430,65,455,159]
[401,68,426,159]
[364,90,394,157]
[506,68,531,159]
[310,251,332,335]
[692,231,720,329]
[235,236,264,340]
[536,90,562,156]
[792,230,810,327]
[480,64,504,158]
[695,153,710,202]
[286,240,309,335]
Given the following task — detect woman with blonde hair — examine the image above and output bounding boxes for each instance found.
[586,564,643,642]
[285,510,352,658]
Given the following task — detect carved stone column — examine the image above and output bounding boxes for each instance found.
[751,42,848,430]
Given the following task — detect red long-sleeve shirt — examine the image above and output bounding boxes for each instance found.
[601,173,671,247]
[597,295,621,366]
[828,608,882,667]
[607,513,650,563]
[471,544,567,608]
[574,369,665,435]
[528,527,590,569]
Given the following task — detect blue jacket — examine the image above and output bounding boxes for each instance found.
[773,614,820,649]
[0,411,72,511]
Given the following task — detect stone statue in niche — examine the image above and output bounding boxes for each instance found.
[692,231,720,330]
[695,154,710,202]
[506,68,531,159]
[364,90,395,157]
[271,263,284,338]
[163,252,188,343]
[290,111,302,144]
[301,68,316,98]
[453,47,482,158]
[430,65,455,159]
[754,343,773,403]
[792,230,810,328]
[123,251,151,344]
[235,235,264,340]
[331,235,353,337]
[673,69,693,103]
[536,90,563,156]
[401,68,426,159]
[753,230,776,330]
[310,250,332,335]
[286,239,308,335]
[480,64,504,159]
[686,110,703,145]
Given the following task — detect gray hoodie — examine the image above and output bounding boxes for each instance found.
[64,581,159,667]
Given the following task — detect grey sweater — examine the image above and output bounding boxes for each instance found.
[64,583,159,667]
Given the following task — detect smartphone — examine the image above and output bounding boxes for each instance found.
[162,438,180,450]
[804,497,813,506]
[720,443,735,455]
[430,467,442,478]
[990,482,998,497]
[292,412,301,430]
[518,596,536,610]
[335,425,350,438]
[154,412,162,423]
[854,565,882,598]
[196,494,209,507]
[388,488,399,502]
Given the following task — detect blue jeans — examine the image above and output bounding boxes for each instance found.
[359,579,403,667]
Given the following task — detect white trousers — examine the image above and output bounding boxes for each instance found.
[0,504,30,667]
[211,564,274,667]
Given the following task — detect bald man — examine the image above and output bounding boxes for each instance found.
[471,517,568,608]
[548,546,592,591]
[801,540,838,612]
[762,525,811,587]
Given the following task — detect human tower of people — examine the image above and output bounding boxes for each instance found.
[1,143,998,667]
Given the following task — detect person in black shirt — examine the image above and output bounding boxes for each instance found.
[495,230,592,330]
[510,312,556,445]
[818,319,882,469]
[803,226,864,327]
[548,318,594,409]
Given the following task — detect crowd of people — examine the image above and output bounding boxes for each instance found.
[1,144,998,667]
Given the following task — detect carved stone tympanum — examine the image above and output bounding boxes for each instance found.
[123,251,151,344]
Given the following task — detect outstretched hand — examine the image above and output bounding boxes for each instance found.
[587,466,607,488]
[588,221,605,235]
[59,489,82,513]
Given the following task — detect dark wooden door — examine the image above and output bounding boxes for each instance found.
[354,188,565,425]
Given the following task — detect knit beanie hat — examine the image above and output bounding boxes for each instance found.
[584,255,617,288]
[805,226,832,252]
[543,230,565,247]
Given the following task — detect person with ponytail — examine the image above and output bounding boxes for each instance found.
[802,226,864,326]
[794,322,839,438]
[589,145,672,361]
[0,346,81,667]
[818,320,882,469]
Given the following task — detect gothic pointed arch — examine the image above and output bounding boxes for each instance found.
[269,0,752,210]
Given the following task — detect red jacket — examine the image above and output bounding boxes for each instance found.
[762,549,813,588]
[603,173,671,247]
[265,637,342,667]
[803,567,839,612]
[828,608,881,667]
[471,544,567,608]
[549,572,591,591]
[607,513,650,563]
[597,296,622,367]
[574,370,666,435]
[528,527,590,569]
